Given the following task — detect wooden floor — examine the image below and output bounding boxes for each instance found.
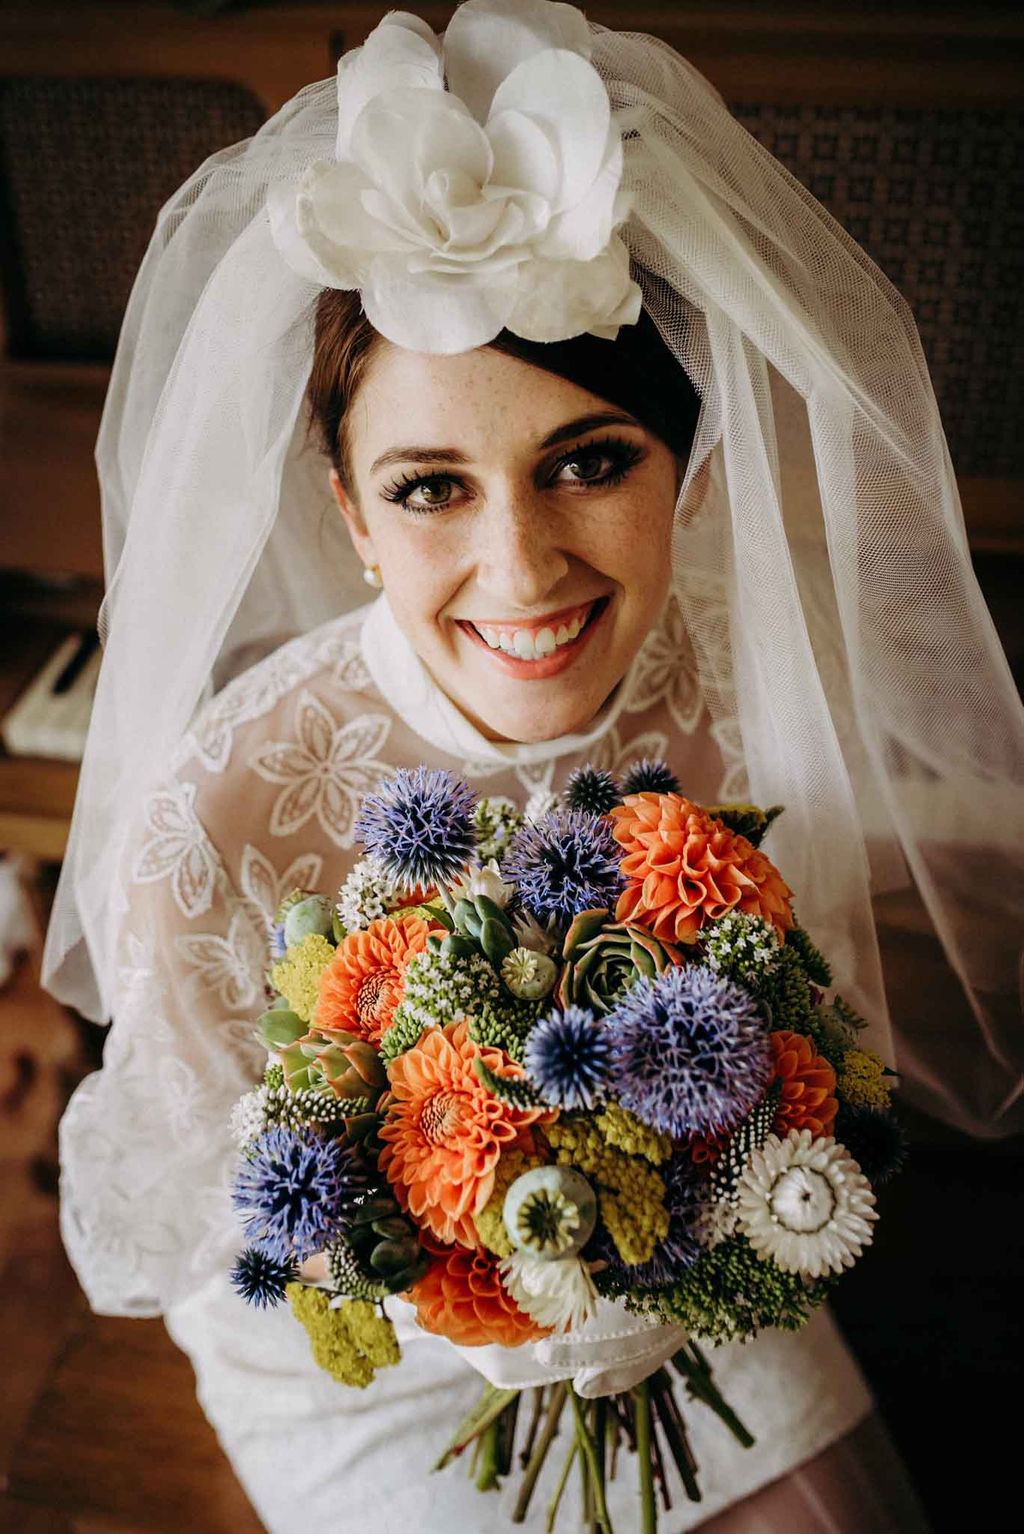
[0,871,1021,1534]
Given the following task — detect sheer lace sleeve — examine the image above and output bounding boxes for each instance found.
[58,773,269,1317]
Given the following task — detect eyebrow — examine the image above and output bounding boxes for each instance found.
[368,410,643,477]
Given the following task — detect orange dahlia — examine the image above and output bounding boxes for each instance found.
[769,1029,838,1136]
[405,1238,550,1347]
[378,1019,555,1248]
[608,793,794,945]
[312,912,440,1046]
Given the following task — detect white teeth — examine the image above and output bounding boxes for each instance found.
[472,602,596,660]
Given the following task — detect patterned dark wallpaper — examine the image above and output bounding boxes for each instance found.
[1,81,1020,477]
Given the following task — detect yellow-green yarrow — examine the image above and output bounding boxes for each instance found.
[595,1103,672,1165]
[837,1047,892,1109]
[475,1147,545,1258]
[269,934,335,1023]
[546,1117,669,1267]
[287,1284,400,1387]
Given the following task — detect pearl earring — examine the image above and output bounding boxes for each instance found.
[362,565,383,589]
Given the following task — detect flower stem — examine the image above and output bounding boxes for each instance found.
[512,1381,568,1524]
[568,1386,614,1534]
[649,1369,700,1503]
[546,1435,578,1533]
[476,1419,501,1491]
[633,1379,657,1534]
[670,1344,755,1448]
[520,1387,546,1469]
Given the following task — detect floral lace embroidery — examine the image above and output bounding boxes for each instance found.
[131,780,225,921]
[251,689,395,848]
[238,843,325,933]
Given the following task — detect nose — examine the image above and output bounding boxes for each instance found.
[470,490,571,613]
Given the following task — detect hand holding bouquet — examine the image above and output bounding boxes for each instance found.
[228,760,904,1529]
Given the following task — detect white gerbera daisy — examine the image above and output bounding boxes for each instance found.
[498,1251,600,1332]
[736,1129,877,1277]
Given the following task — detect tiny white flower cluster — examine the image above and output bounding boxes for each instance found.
[472,795,524,862]
[229,1085,268,1149]
[703,910,780,979]
[336,855,410,933]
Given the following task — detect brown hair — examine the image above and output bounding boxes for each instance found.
[306,284,701,496]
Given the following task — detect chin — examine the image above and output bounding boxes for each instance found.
[468,682,613,745]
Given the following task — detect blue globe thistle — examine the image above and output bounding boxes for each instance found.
[230,1246,299,1308]
[355,766,478,888]
[500,808,625,926]
[564,765,621,816]
[232,1125,366,1265]
[524,1004,614,1109]
[605,964,771,1139]
[834,1103,908,1188]
[620,758,681,797]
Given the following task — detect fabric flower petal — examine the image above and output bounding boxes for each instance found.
[539,126,626,262]
[266,178,349,289]
[485,108,561,204]
[335,11,444,160]
[507,238,641,343]
[488,51,610,209]
[350,92,491,234]
[443,0,593,125]
[360,256,519,354]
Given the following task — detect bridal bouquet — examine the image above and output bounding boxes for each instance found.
[227,760,904,1530]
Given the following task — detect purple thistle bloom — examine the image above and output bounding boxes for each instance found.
[524,1004,614,1109]
[355,766,478,888]
[564,765,621,816]
[230,1245,299,1308]
[501,808,625,926]
[232,1125,365,1266]
[605,964,771,1138]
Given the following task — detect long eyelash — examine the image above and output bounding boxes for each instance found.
[379,433,645,515]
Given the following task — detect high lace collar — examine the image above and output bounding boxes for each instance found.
[359,592,644,766]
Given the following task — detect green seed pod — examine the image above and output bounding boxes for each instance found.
[500,947,558,1001]
[502,1165,597,1261]
[284,894,336,947]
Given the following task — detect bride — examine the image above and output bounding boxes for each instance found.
[42,1,1022,1528]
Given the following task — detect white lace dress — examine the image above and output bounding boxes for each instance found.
[58,592,890,1532]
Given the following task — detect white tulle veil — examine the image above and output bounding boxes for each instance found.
[40,0,1024,1137]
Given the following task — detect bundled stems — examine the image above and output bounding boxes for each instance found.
[512,1382,568,1524]
[671,1344,755,1449]
[546,1437,579,1533]
[633,1379,658,1534]
[649,1368,700,1503]
[568,1387,613,1534]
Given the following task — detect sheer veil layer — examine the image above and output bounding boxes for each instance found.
[41,5,1024,1140]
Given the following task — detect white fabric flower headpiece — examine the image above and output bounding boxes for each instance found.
[268,0,642,353]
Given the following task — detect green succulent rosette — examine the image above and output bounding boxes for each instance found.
[555,907,687,1015]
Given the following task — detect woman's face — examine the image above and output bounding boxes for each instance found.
[330,340,680,744]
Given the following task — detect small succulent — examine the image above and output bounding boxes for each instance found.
[556,907,687,1015]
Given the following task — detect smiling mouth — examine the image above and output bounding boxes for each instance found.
[458,598,608,661]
